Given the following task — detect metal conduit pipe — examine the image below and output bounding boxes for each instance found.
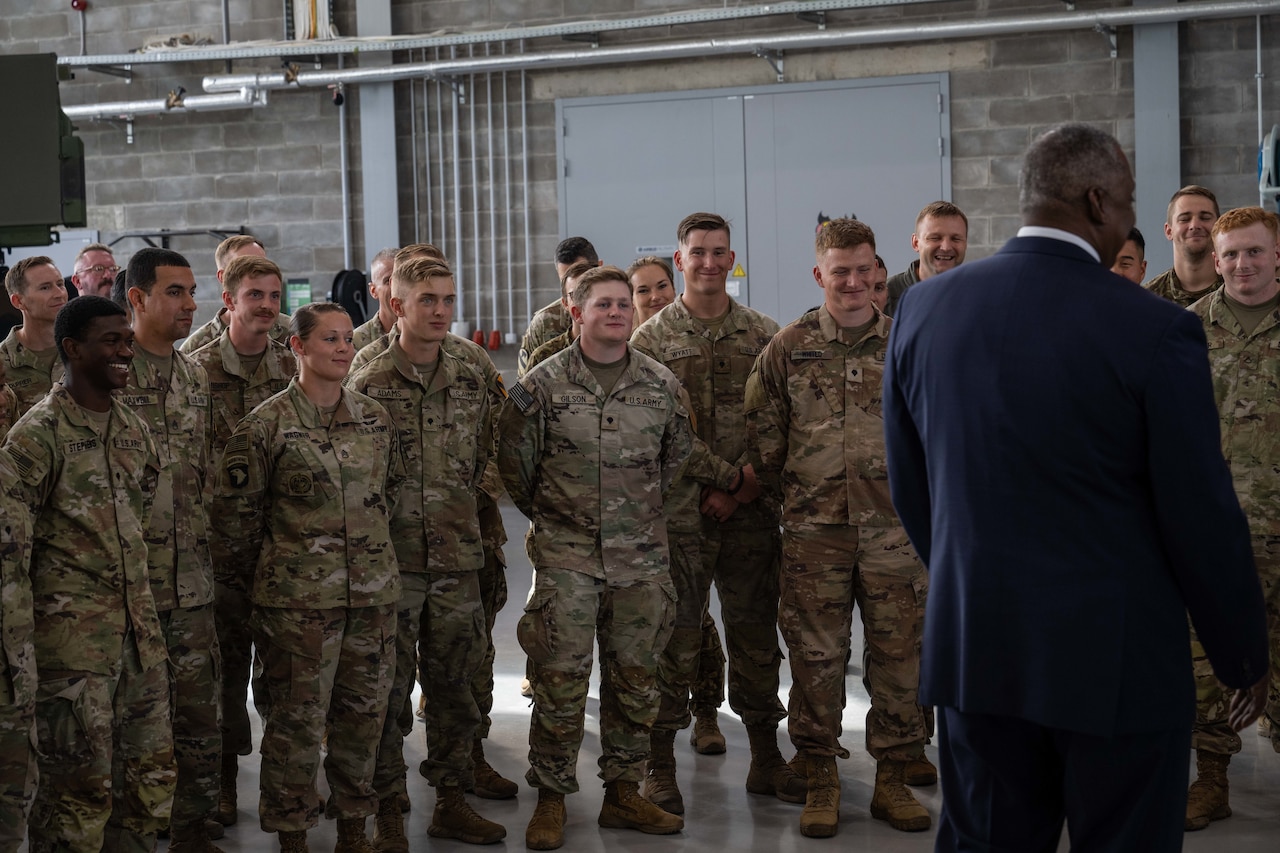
[202,0,1280,95]
[469,47,482,333]
[486,43,499,339]
[451,48,465,329]
[520,56,532,332]
[338,56,352,270]
[64,87,267,120]
[502,53,516,345]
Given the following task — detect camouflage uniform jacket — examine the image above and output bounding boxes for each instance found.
[1143,267,1222,308]
[188,330,296,462]
[518,299,571,376]
[884,261,920,317]
[630,294,781,526]
[116,349,215,612]
[3,385,167,675]
[212,380,403,610]
[180,308,291,354]
[0,384,17,442]
[526,328,572,372]
[745,304,898,530]
[347,341,493,574]
[0,455,35,707]
[353,312,394,354]
[498,341,693,583]
[0,329,63,415]
[1190,288,1280,535]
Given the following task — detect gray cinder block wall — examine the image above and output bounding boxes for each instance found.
[1,1,1275,334]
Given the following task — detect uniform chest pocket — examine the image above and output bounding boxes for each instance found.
[787,356,844,419]
[274,444,335,511]
[547,395,600,449]
[848,363,884,416]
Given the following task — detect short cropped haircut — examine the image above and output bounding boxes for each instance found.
[626,256,674,281]
[222,256,283,297]
[874,254,887,270]
[1127,227,1146,252]
[915,201,969,230]
[1211,206,1279,243]
[214,235,266,271]
[554,236,599,266]
[123,247,191,303]
[73,242,114,265]
[816,218,876,254]
[1167,185,1220,223]
[394,243,446,270]
[391,257,453,302]
[559,260,598,299]
[1019,123,1130,217]
[54,295,126,365]
[677,212,730,246]
[5,256,56,298]
[290,301,349,342]
[370,247,398,271]
[570,265,632,309]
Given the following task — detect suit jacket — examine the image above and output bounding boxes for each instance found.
[883,235,1269,737]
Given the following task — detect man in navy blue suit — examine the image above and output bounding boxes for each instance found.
[883,123,1270,852]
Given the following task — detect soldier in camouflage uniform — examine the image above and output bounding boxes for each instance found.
[112,248,225,852]
[4,296,176,853]
[348,257,507,848]
[630,213,805,804]
[181,235,291,354]
[1143,185,1223,307]
[0,453,35,853]
[1184,206,1280,831]
[189,256,296,827]
[0,362,18,442]
[211,302,401,853]
[516,236,599,376]
[500,266,692,850]
[1,257,67,415]
[745,219,930,838]
[352,248,399,353]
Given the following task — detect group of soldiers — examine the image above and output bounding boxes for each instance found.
[0,174,1277,853]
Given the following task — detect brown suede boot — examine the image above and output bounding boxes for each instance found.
[525,789,567,850]
[1185,750,1231,831]
[870,759,931,831]
[904,753,938,786]
[372,795,408,853]
[428,785,507,844]
[799,754,841,838]
[168,820,227,853]
[277,830,309,853]
[690,713,727,755]
[335,817,377,853]
[471,740,519,800]
[216,754,238,826]
[643,729,684,815]
[598,780,684,834]
[744,725,807,804]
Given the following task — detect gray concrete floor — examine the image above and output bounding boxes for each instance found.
[153,500,1279,852]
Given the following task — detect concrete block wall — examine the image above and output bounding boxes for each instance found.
[1,1,1277,333]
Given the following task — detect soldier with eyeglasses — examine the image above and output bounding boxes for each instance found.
[71,243,120,299]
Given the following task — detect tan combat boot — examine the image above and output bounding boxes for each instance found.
[525,789,567,850]
[598,779,684,834]
[904,752,938,786]
[799,754,841,838]
[643,729,684,815]
[471,739,519,799]
[168,820,227,853]
[428,785,507,844]
[277,830,309,853]
[334,817,376,853]
[744,725,807,803]
[870,759,931,831]
[690,712,727,755]
[1185,750,1231,831]
[372,795,408,853]
[216,754,238,826]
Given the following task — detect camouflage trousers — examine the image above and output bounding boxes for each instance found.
[521,568,675,793]
[252,604,394,832]
[780,524,927,760]
[28,635,176,853]
[1192,533,1280,755]
[704,520,786,729]
[655,532,723,733]
[691,609,727,717]
[375,571,486,798]
[0,697,35,853]
[214,574,266,756]
[159,603,222,829]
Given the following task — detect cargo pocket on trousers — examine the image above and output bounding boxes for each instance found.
[518,587,557,665]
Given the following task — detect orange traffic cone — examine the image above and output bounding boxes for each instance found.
[472,329,485,346]
[488,330,501,350]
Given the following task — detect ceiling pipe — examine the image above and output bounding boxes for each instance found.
[63,87,267,121]
[202,0,1280,95]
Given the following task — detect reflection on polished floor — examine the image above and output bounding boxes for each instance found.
[137,503,1277,852]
